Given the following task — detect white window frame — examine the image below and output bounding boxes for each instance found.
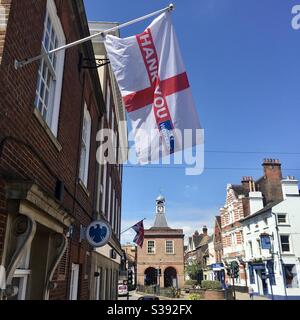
[280,234,292,253]
[256,238,262,255]
[147,240,155,254]
[10,246,31,300]
[277,213,288,225]
[95,267,101,300]
[248,241,253,257]
[106,84,111,124]
[97,116,105,211]
[112,188,115,232]
[79,104,91,187]
[101,164,107,214]
[69,263,79,300]
[165,240,174,254]
[118,205,121,239]
[107,176,112,222]
[34,0,66,136]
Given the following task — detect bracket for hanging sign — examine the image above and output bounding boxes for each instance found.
[78,55,110,71]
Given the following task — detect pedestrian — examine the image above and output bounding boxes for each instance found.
[248,286,254,300]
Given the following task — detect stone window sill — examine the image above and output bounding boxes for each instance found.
[33,108,62,152]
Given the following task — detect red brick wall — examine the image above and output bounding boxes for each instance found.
[0,0,103,300]
[259,160,283,204]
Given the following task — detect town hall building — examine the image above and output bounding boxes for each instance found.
[136,195,185,289]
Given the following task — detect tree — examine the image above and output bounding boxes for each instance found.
[186,261,202,281]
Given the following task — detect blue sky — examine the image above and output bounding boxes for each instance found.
[84,0,300,243]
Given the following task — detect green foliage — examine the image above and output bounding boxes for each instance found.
[252,258,263,264]
[185,279,198,286]
[185,262,202,280]
[188,293,203,300]
[201,280,222,290]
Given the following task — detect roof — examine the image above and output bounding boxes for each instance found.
[240,200,282,222]
[197,235,211,248]
[232,185,248,197]
[151,211,169,229]
[156,194,165,202]
[189,232,202,248]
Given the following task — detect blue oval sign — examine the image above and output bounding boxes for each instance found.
[86,220,111,247]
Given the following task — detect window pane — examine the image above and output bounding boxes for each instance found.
[282,244,290,252]
[166,240,173,254]
[147,241,155,254]
[35,6,63,129]
[79,145,87,181]
[281,235,289,243]
[278,215,286,223]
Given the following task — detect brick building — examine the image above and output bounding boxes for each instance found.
[136,195,185,289]
[0,0,125,300]
[206,217,225,285]
[220,159,284,290]
[185,227,210,283]
[122,243,137,289]
[87,21,127,301]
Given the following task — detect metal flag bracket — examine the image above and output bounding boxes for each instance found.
[14,4,175,70]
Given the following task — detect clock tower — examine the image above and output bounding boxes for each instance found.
[156,194,165,214]
[153,195,169,228]
[136,194,185,290]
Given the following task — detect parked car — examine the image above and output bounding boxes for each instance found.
[118,283,128,296]
[138,295,160,300]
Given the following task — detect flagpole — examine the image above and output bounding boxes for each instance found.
[121,218,146,235]
[14,4,175,69]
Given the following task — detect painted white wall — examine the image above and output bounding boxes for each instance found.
[249,191,264,214]
[242,178,300,299]
[207,241,216,265]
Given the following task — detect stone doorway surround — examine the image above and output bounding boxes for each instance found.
[1,180,74,299]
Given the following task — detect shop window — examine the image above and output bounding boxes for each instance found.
[284,265,299,288]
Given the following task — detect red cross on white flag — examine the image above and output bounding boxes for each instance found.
[105,12,201,163]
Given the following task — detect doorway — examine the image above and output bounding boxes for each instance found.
[257,269,268,296]
[164,267,177,288]
[95,267,101,300]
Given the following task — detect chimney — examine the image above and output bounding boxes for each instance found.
[241,176,254,192]
[249,190,264,214]
[262,159,282,180]
[281,177,299,200]
[261,159,283,203]
[202,226,208,236]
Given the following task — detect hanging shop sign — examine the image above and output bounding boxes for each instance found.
[86,220,112,247]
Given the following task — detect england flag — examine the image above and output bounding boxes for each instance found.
[105,11,201,163]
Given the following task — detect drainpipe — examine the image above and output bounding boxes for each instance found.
[271,211,288,300]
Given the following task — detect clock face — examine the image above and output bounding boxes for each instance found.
[158,205,164,213]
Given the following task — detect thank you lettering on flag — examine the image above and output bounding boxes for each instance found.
[105,12,202,163]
